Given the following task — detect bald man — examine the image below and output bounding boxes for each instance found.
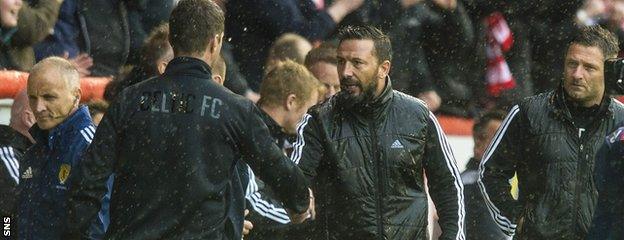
[0,91,35,225]
[17,57,107,240]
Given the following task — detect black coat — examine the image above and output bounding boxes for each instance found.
[294,79,465,240]
[66,57,310,240]
[0,125,31,219]
[479,88,624,239]
[461,158,507,240]
[587,126,624,240]
[389,2,475,116]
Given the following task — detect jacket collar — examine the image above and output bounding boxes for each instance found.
[551,85,612,122]
[163,56,213,79]
[30,105,92,145]
[257,107,287,140]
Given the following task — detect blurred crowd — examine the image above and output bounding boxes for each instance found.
[2,0,624,240]
[1,0,624,116]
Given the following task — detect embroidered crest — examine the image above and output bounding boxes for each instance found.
[58,164,71,184]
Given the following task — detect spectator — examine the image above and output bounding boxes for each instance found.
[105,22,173,103]
[8,0,63,71]
[245,60,321,240]
[34,0,139,77]
[225,0,364,91]
[461,110,507,240]
[0,90,34,221]
[221,41,261,102]
[293,25,464,239]
[17,57,107,239]
[122,22,173,89]
[478,26,624,239]
[266,33,313,68]
[588,125,624,240]
[125,0,174,65]
[390,0,474,114]
[65,1,312,239]
[305,42,340,100]
[0,0,23,69]
[86,100,109,126]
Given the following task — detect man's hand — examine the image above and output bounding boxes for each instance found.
[431,0,457,11]
[245,90,260,103]
[287,188,316,224]
[63,52,93,77]
[327,0,365,23]
[418,90,442,112]
[401,0,424,9]
[242,210,253,236]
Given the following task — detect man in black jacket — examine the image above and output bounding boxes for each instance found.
[460,110,507,240]
[292,25,465,240]
[478,25,624,239]
[588,125,624,240]
[65,1,311,239]
[0,91,34,223]
[244,60,321,239]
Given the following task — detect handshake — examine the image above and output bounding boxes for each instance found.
[287,188,316,224]
[243,188,315,237]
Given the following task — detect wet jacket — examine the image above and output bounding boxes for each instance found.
[17,106,106,239]
[478,88,624,239]
[587,126,624,240]
[460,158,506,240]
[293,79,465,240]
[244,108,297,240]
[0,125,31,219]
[66,57,310,240]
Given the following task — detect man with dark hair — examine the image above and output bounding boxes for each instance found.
[461,110,507,240]
[293,25,465,239]
[66,0,311,239]
[479,25,624,239]
[305,43,340,100]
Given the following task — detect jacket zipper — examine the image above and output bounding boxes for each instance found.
[370,122,385,240]
[569,117,603,234]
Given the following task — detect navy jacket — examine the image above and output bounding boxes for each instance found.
[17,106,107,239]
[588,126,624,240]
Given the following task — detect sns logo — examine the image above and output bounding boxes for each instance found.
[3,216,10,237]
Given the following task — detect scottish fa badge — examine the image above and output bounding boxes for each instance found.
[58,164,71,184]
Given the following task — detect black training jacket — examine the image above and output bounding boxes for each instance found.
[65,57,310,240]
[292,79,465,240]
[478,88,624,239]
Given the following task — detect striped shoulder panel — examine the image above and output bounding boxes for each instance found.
[477,105,520,236]
[427,112,466,240]
[79,125,96,144]
[0,146,20,184]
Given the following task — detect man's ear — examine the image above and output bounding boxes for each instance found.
[157,61,169,75]
[210,33,224,56]
[377,60,391,79]
[212,75,224,85]
[285,94,297,111]
[74,88,82,106]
